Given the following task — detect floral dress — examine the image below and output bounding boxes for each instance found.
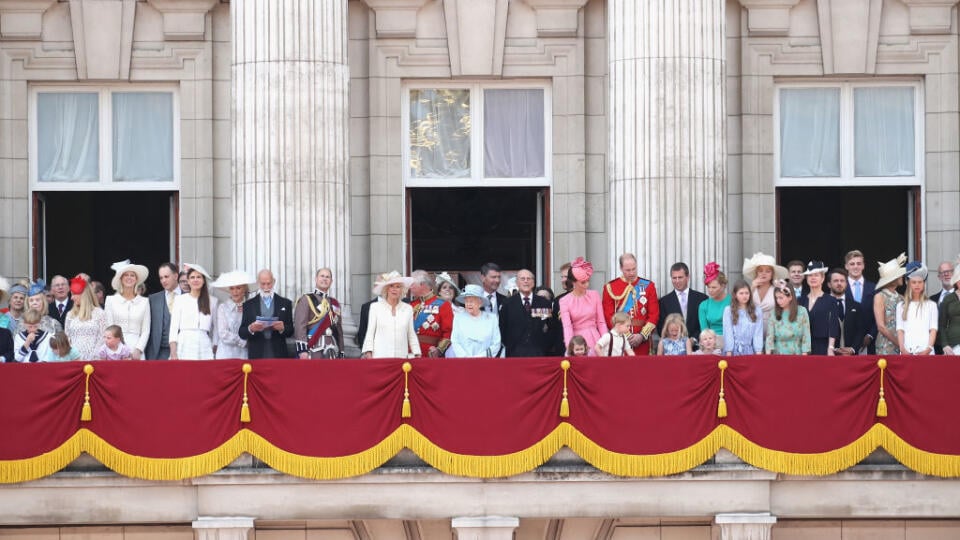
[660,337,688,356]
[65,308,107,360]
[765,307,812,355]
[875,289,901,355]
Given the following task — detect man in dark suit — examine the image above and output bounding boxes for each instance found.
[657,262,708,343]
[354,296,378,352]
[46,275,73,327]
[931,261,955,354]
[480,262,508,317]
[145,262,180,359]
[499,269,555,357]
[844,250,877,353]
[239,269,294,359]
[829,268,864,355]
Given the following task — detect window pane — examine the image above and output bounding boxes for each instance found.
[37,92,99,182]
[779,88,840,177]
[409,89,470,178]
[483,89,545,178]
[854,87,914,177]
[113,92,174,182]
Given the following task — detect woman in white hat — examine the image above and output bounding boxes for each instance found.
[450,284,503,358]
[939,257,960,355]
[798,261,839,356]
[873,253,906,356]
[361,271,420,359]
[169,263,219,360]
[210,270,256,360]
[104,260,151,360]
[742,252,788,324]
[896,262,938,355]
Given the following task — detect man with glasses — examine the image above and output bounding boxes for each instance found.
[932,261,956,354]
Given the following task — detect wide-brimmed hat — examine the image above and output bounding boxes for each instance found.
[455,283,491,309]
[0,275,9,303]
[876,253,907,289]
[743,252,788,282]
[435,271,461,296]
[210,270,257,290]
[803,261,828,275]
[182,263,211,281]
[372,271,415,296]
[110,259,149,292]
[905,261,928,281]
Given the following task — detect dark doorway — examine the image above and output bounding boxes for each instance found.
[408,187,547,278]
[36,191,176,293]
[777,186,915,282]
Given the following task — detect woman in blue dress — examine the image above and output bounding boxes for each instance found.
[722,280,764,356]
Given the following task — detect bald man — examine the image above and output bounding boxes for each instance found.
[239,269,294,359]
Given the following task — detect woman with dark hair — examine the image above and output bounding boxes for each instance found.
[722,280,764,356]
[558,257,607,354]
[765,280,811,355]
[169,264,219,360]
[874,253,906,356]
[698,262,730,348]
[798,261,839,355]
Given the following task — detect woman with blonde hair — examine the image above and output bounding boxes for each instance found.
[361,271,420,358]
[64,275,107,360]
[874,253,907,355]
[104,260,151,360]
[896,262,938,355]
[22,280,62,335]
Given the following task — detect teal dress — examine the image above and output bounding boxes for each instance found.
[699,296,731,336]
[765,307,812,355]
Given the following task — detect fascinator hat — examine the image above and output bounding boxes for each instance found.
[876,253,907,289]
[570,257,593,282]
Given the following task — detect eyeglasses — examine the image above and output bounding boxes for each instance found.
[940,271,954,277]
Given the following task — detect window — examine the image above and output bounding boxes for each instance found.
[404,83,550,187]
[775,82,922,186]
[30,86,179,189]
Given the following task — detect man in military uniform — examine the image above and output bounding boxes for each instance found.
[408,270,453,357]
[293,267,344,358]
[602,253,659,355]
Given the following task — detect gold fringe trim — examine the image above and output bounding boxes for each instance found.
[719,424,881,476]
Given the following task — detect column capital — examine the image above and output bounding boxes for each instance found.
[0,0,56,40]
[451,516,520,540]
[192,517,255,540]
[715,513,777,540]
[736,0,801,36]
[361,0,431,38]
[899,0,960,34]
[146,0,219,41]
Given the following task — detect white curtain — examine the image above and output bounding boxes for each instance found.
[37,93,99,182]
[409,89,471,178]
[113,92,174,182]
[854,87,914,177]
[779,88,840,177]
[483,89,545,178]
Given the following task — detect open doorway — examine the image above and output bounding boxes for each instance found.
[407,187,549,284]
[777,186,918,282]
[34,191,177,292]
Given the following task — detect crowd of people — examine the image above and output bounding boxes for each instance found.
[1,249,958,362]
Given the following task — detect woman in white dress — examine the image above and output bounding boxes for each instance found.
[361,271,420,359]
[103,260,151,360]
[743,252,788,325]
[169,264,219,360]
[211,270,255,360]
[896,262,938,355]
[64,275,107,360]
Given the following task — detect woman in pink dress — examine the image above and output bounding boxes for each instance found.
[559,257,608,355]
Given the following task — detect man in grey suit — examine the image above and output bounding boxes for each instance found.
[144,262,181,360]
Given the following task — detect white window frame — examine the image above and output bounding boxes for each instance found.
[774,79,924,187]
[402,81,552,188]
[29,83,181,191]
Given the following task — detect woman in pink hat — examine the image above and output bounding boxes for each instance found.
[558,257,607,355]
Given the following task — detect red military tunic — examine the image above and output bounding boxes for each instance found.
[602,276,659,355]
[409,295,453,356]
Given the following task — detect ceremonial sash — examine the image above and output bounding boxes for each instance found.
[304,295,335,349]
[414,297,444,332]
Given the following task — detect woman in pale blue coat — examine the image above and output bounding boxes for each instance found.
[450,284,502,358]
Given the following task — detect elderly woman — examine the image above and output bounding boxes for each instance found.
[64,275,107,359]
[939,258,960,355]
[799,261,839,356]
[4,283,27,330]
[22,280,62,335]
[103,260,151,360]
[211,270,256,360]
[449,284,503,358]
[169,263,219,360]
[896,262,938,355]
[558,257,607,354]
[698,262,730,346]
[743,252,788,323]
[874,253,906,356]
[361,271,420,359]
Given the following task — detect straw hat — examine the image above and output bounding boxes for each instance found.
[110,259,149,292]
[876,253,907,289]
[742,252,788,282]
[372,271,415,296]
[455,283,491,310]
[210,270,257,290]
[182,263,212,280]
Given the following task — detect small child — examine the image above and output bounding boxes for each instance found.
[14,309,51,363]
[43,331,81,362]
[95,325,133,361]
[595,312,635,356]
[693,329,721,355]
[566,335,589,357]
[657,313,692,355]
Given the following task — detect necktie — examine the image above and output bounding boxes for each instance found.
[853,281,862,303]
[679,290,687,318]
[264,295,272,310]
[167,291,175,312]
[523,297,531,313]
[838,299,845,321]
[488,294,494,310]
[57,303,65,316]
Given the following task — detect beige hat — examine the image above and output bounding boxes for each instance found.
[372,271,415,296]
[876,253,907,289]
[742,252,788,282]
[210,270,257,290]
[950,255,960,288]
[110,259,149,292]
[182,263,212,281]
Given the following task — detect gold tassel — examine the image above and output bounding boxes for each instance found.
[81,364,94,422]
[240,363,252,423]
[876,358,888,418]
[559,360,571,418]
[717,360,728,419]
[401,362,412,418]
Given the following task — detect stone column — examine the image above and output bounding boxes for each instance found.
[715,513,777,540]
[607,0,726,287]
[232,0,350,303]
[193,517,255,540]
[451,516,520,540]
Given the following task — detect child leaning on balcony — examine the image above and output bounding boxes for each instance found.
[95,325,133,361]
[692,329,721,355]
[657,313,692,356]
[43,331,81,362]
